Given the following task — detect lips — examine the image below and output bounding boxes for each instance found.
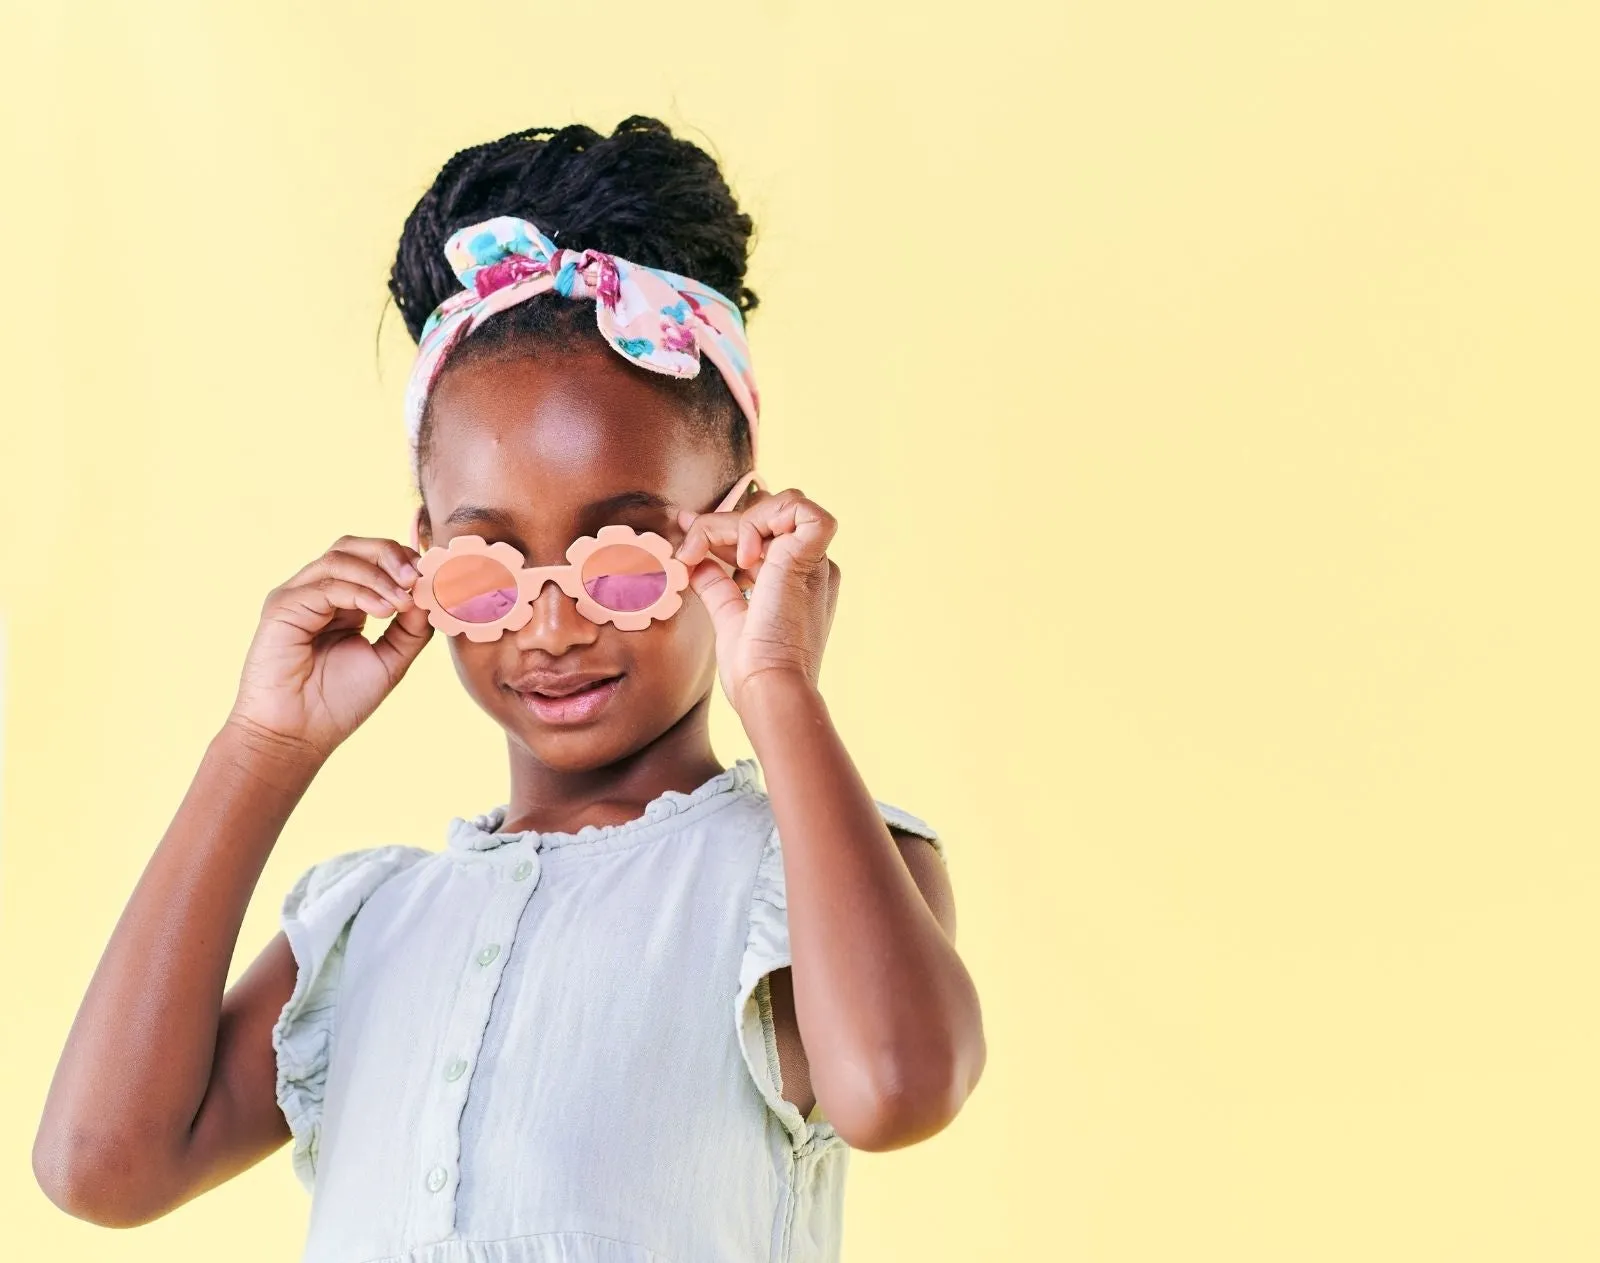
[510,674,625,725]
[505,671,622,698]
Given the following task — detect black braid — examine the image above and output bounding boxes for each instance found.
[388,117,758,489]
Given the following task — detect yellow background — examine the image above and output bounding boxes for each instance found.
[2,2,1597,1259]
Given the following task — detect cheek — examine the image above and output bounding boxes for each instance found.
[623,601,717,695]
[668,590,718,657]
[640,607,713,670]
[446,638,502,699]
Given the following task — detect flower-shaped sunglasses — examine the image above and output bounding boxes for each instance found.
[410,471,766,640]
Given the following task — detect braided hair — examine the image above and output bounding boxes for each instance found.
[388,116,758,487]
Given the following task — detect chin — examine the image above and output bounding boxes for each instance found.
[497,703,664,774]
[501,716,622,771]
[470,667,710,770]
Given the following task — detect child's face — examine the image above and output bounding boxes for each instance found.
[418,344,730,771]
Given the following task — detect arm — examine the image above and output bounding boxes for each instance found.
[766,826,957,1124]
[674,486,985,1152]
[34,530,433,1225]
[738,670,986,1152]
[32,720,320,1226]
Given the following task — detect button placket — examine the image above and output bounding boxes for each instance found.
[413,844,544,1243]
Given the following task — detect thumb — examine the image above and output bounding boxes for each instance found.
[687,558,747,641]
[372,602,435,681]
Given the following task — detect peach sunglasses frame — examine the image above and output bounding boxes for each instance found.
[408,470,767,641]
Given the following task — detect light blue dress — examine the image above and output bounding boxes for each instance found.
[271,758,943,1263]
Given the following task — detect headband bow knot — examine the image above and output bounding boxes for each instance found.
[404,215,760,466]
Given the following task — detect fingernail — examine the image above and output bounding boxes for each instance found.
[398,563,419,583]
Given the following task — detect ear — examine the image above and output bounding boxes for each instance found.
[410,504,428,552]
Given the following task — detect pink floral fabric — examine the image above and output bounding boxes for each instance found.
[403,216,761,466]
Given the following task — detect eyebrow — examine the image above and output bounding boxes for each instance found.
[441,490,675,535]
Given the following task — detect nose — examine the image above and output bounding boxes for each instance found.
[510,576,599,654]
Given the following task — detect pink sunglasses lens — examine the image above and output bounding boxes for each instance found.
[433,555,519,623]
[581,543,668,613]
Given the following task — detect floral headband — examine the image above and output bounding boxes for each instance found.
[403,215,761,468]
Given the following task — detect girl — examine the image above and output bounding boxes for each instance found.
[33,115,985,1262]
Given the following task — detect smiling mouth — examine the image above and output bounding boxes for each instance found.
[504,671,625,698]
[528,678,617,698]
[505,674,627,724]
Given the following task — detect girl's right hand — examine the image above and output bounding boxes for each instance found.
[227,536,434,763]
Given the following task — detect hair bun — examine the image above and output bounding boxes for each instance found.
[389,115,757,344]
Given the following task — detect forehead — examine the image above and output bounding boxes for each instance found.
[422,346,722,523]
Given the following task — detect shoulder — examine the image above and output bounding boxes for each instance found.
[744,789,944,857]
[876,801,946,864]
[273,842,431,1193]
[743,788,948,865]
[743,791,954,934]
[282,843,436,925]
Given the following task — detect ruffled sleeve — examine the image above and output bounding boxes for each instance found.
[733,799,942,1152]
[271,844,432,1191]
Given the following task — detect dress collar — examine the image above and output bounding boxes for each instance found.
[445,758,761,853]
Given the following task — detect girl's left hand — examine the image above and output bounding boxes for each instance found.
[674,486,841,714]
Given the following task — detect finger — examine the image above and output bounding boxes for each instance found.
[282,552,413,604]
[732,557,764,591]
[675,513,745,569]
[737,491,837,553]
[311,551,415,609]
[685,558,748,639]
[677,491,837,568]
[371,601,435,678]
[766,495,837,557]
[330,535,424,587]
[268,576,401,635]
[318,604,370,637]
[288,537,422,590]
[738,516,765,571]
[677,504,787,569]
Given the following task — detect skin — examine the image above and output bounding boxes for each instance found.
[32,341,986,1228]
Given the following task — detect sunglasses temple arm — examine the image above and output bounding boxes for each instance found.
[712,469,765,513]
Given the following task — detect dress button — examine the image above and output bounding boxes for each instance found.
[476,943,501,966]
[426,1165,447,1192]
[512,858,534,880]
[444,1057,468,1082]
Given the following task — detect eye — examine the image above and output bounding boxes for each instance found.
[464,533,529,558]
[593,512,672,541]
